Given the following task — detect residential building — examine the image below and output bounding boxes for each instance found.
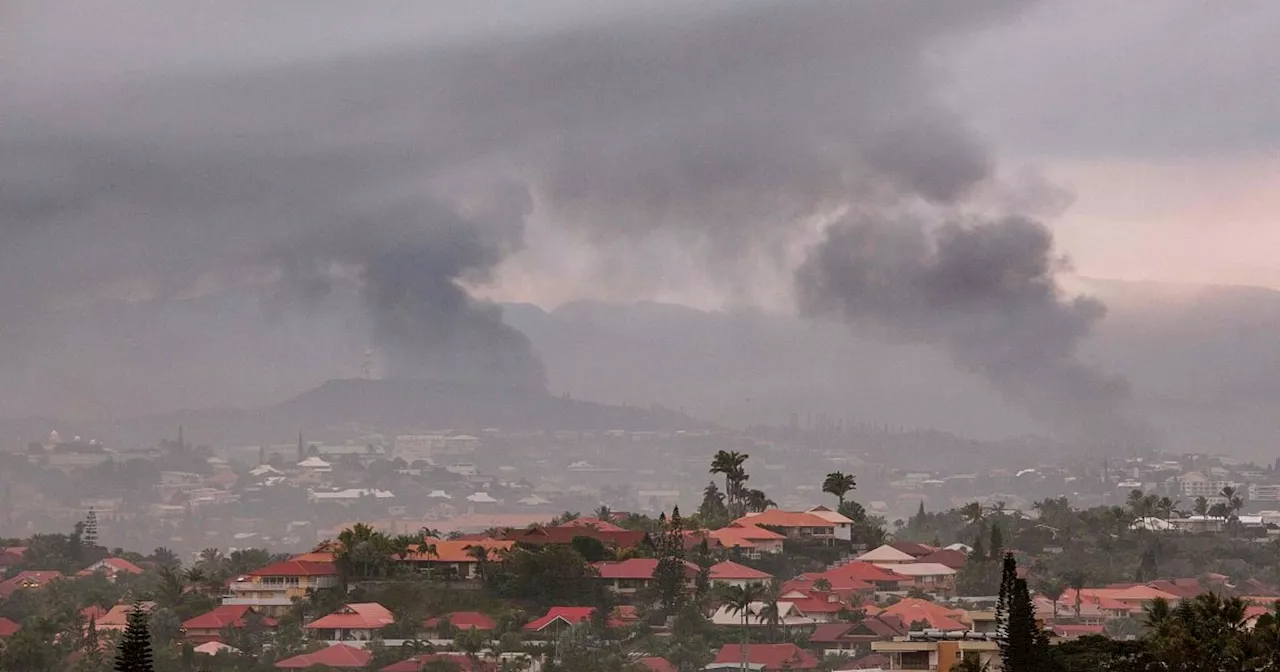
[304,603,395,641]
[224,560,339,614]
[1251,484,1280,502]
[423,611,496,632]
[872,636,1002,672]
[182,605,275,643]
[1178,472,1236,498]
[0,570,63,598]
[595,558,698,596]
[274,643,370,669]
[733,510,838,542]
[383,653,496,672]
[857,544,918,565]
[877,563,958,597]
[707,524,785,557]
[76,557,144,582]
[398,540,513,579]
[707,643,820,671]
[805,505,855,541]
[708,560,772,588]
[0,617,19,640]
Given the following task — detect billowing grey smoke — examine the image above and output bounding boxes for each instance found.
[2,0,1142,438]
[796,215,1140,443]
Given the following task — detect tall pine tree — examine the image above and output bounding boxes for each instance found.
[114,604,153,672]
[654,507,688,613]
[997,554,1047,672]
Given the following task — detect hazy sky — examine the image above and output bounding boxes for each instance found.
[2,0,1279,421]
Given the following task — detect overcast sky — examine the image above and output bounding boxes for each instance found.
[2,0,1279,421]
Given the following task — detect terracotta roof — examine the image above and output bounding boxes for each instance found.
[856,545,917,563]
[1110,585,1180,602]
[914,549,968,569]
[402,540,513,563]
[423,611,496,631]
[560,517,626,532]
[98,603,154,631]
[247,560,337,577]
[523,607,602,631]
[0,617,19,638]
[275,643,371,669]
[595,558,698,580]
[854,615,908,638]
[638,657,677,672]
[712,643,820,671]
[878,562,956,577]
[290,550,337,563]
[183,605,276,631]
[822,562,907,583]
[305,603,394,631]
[78,557,145,577]
[524,606,594,631]
[709,560,772,582]
[381,653,495,672]
[784,593,844,614]
[733,510,834,529]
[878,598,967,631]
[808,623,856,643]
[785,574,874,595]
[0,570,63,597]
[707,525,785,549]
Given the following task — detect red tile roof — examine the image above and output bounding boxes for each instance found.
[423,611,496,631]
[1052,624,1106,638]
[733,510,834,529]
[275,643,371,669]
[560,517,626,532]
[822,562,906,584]
[808,623,856,643]
[78,557,145,577]
[0,617,20,638]
[878,598,967,631]
[524,606,596,632]
[305,603,394,631]
[0,570,63,598]
[712,643,820,670]
[709,560,772,582]
[595,558,698,580]
[914,549,968,570]
[381,653,495,672]
[248,560,337,577]
[638,657,677,672]
[183,605,276,631]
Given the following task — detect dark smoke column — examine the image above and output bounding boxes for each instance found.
[281,191,546,392]
[795,213,1144,446]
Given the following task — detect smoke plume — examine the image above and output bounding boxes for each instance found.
[796,214,1139,443]
[2,0,1144,438]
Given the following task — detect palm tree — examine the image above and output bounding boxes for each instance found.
[960,502,985,527]
[743,489,775,514]
[758,581,784,642]
[592,505,613,522]
[1194,496,1210,517]
[721,583,766,672]
[1036,578,1066,623]
[1221,486,1244,518]
[151,546,180,571]
[466,545,492,581]
[1155,496,1180,519]
[710,451,749,517]
[822,472,857,508]
[1063,570,1088,622]
[197,548,226,572]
